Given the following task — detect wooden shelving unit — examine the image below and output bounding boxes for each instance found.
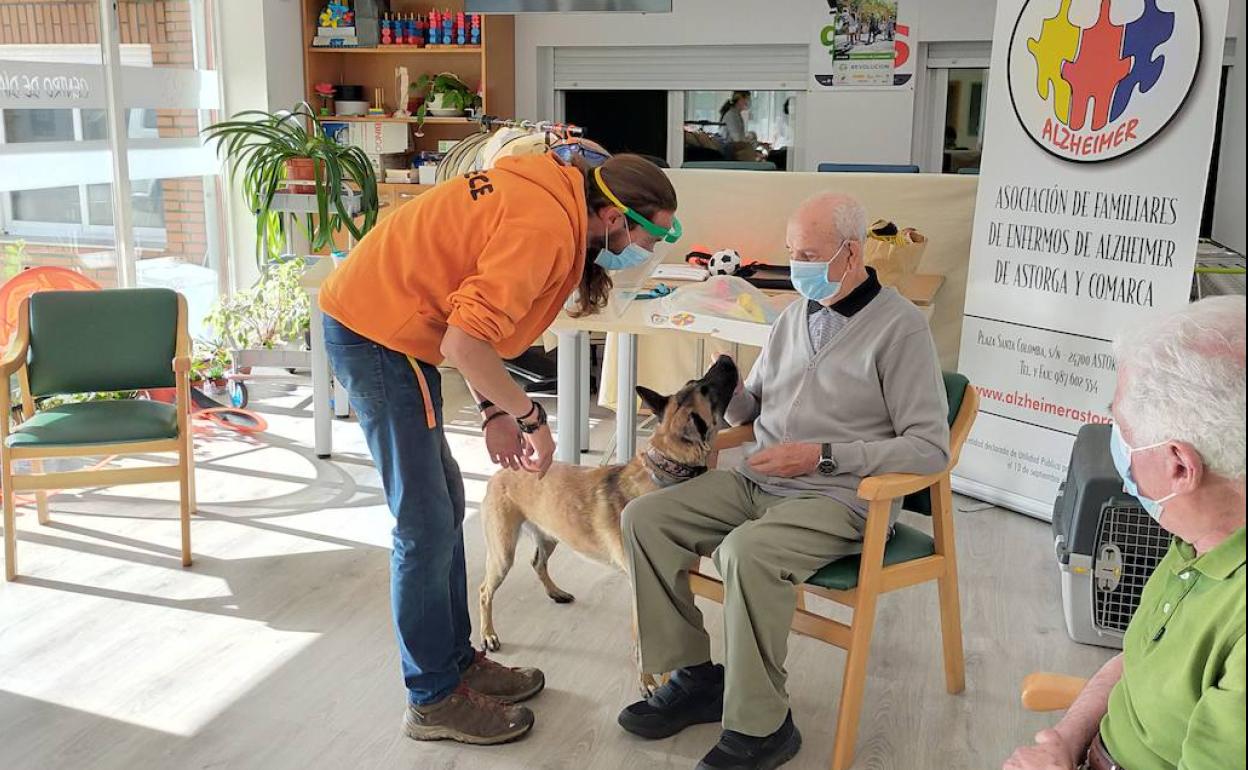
[300,0,515,153]
[325,115,476,125]
[308,46,484,55]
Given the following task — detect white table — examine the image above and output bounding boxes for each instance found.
[549,298,777,465]
[301,257,350,458]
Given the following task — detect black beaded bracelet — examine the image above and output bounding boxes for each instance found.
[482,411,508,429]
[477,399,495,413]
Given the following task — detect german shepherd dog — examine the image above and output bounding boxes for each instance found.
[478,356,739,670]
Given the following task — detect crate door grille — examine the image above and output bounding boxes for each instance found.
[1093,503,1170,633]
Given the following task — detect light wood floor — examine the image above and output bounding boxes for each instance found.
[0,374,1114,770]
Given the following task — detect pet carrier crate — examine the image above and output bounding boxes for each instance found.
[1052,424,1171,649]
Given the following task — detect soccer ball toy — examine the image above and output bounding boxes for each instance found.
[707,249,742,276]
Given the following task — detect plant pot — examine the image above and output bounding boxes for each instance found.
[285,158,322,194]
[145,387,177,405]
[427,92,465,117]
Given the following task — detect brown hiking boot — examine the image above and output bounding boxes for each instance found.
[402,685,535,745]
[460,651,546,704]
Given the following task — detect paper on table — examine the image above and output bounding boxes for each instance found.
[652,265,709,282]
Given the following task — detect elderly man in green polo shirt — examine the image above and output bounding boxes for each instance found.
[1005,295,1246,770]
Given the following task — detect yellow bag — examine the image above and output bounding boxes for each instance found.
[865,220,927,287]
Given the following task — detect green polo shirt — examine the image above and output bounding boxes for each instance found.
[1100,527,1246,770]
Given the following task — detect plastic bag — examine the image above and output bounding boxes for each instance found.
[657,276,781,324]
[601,244,672,316]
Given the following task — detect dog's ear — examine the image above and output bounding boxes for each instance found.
[636,386,669,419]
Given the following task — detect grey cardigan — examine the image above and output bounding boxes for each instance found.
[726,287,951,516]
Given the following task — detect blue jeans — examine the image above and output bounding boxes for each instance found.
[323,315,475,705]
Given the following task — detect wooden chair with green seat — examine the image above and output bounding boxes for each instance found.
[693,371,979,770]
[1,288,196,581]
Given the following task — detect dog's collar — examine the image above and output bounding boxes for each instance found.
[644,448,707,488]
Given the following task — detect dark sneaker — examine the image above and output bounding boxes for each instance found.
[617,663,725,739]
[696,711,802,770]
[461,650,546,704]
[402,685,535,745]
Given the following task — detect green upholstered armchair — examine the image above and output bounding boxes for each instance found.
[695,372,979,770]
[1,288,196,581]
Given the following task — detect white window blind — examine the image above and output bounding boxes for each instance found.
[553,45,808,91]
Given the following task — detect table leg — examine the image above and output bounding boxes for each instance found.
[555,330,583,465]
[616,333,638,462]
[579,332,591,453]
[333,377,350,418]
[309,302,332,459]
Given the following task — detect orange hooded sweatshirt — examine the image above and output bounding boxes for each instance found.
[319,154,588,365]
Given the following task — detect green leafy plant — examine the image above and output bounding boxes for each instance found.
[413,72,481,130]
[205,256,311,351]
[38,390,139,411]
[190,340,232,383]
[202,103,379,266]
[3,239,27,281]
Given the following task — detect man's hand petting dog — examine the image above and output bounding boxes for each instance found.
[484,412,525,470]
[747,443,821,477]
[520,424,556,478]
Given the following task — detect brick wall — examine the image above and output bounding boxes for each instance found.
[1,1,217,279]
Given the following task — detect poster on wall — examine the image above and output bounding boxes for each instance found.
[954,0,1231,520]
[809,0,915,88]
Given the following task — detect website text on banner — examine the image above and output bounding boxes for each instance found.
[953,0,1231,520]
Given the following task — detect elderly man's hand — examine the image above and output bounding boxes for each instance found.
[1002,730,1079,770]
[747,443,821,477]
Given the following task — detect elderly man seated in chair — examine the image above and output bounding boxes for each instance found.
[1005,296,1246,770]
[617,192,951,770]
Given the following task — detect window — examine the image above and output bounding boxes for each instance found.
[942,68,988,173]
[3,108,75,143]
[2,4,223,315]
[1,108,167,242]
[682,89,798,170]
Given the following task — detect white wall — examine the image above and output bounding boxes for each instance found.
[264,0,307,112]
[219,0,307,287]
[1214,11,1246,253]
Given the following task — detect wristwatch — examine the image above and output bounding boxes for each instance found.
[817,443,838,476]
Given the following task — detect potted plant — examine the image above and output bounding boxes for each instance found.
[202,102,380,267]
[413,72,481,129]
[205,256,312,369]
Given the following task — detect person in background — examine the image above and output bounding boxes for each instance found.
[768,97,794,172]
[617,193,950,770]
[719,91,753,144]
[319,152,679,747]
[1004,296,1246,770]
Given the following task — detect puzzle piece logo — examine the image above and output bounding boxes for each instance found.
[1008,0,1202,162]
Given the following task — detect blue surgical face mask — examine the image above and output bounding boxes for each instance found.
[789,241,848,301]
[595,223,652,271]
[1109,423,1177,524]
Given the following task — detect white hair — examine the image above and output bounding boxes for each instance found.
[799,192,868,245]
[1114,296,1247,479]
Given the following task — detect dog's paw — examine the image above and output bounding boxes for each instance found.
[481,633,502,652]
[548,590,575,604]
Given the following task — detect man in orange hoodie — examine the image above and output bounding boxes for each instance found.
[320,151,679,745]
